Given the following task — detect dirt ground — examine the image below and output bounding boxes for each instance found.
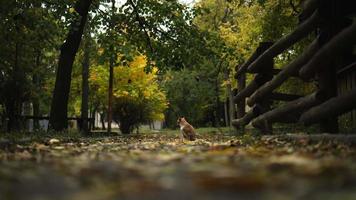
[1,132,356,200]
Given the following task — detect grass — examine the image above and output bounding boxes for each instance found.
[0,126,242,142]
[138,126,240,135]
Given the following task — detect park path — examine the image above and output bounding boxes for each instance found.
[1,133,356,200]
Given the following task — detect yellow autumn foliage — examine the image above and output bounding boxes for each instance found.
[89,55,168,121]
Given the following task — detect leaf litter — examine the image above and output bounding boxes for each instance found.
[0,133,356,200]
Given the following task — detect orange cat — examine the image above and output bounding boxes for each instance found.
[177,117,196,141]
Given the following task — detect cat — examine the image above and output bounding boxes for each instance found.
[177,116,196,141]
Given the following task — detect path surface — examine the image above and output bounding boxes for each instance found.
[1,133,356,200]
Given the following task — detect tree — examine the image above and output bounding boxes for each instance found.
[80,25,91,134]
[0,0,65,131]
[90,55,167,134]
[49,0,93,131]
[162,69,216,128]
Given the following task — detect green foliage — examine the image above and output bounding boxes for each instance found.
[0,0,67,130]
[162,69,216,128]
[112,96,146,134]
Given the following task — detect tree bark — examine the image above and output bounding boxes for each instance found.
[107,56,114,133]
[81,28,90,135]
[33,52,40,130]
[107,0,115,134]
[7,40,22,132]
[224,100,229,127]
[214,78,221,127]
[100,112,106,130]
[224,70,235,127]
[228,81,235,127]
[235,71,246,119]
[49,0,92,131]
[32,99,40,130]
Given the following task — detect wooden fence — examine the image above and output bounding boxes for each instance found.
[232,0,356,133]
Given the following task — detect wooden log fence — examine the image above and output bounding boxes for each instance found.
[251,91,325,130]
[299,20,356,80]
[247,39,319,106]
[247,10,321,73]
[300,89,356,126]
[232,0,356,134]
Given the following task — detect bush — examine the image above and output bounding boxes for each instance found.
[112,96,148,134]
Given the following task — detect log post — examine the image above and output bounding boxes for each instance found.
[312,1,354,133]
[233,42,274,133]
[235,65,246,133]
[232,105,264,128]
[299,20,356,80]
[233,74,272,103]
[253,44,274,133]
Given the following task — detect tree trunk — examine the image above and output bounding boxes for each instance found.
[7,41,21,132]
[32,83,40,130]
[100,112,106,130]
[6,101,18,132]
[107,0,115,134]
[224,99,229,127]
[225,70,235,127]
[32,51,41,130]
[107,56,114,133]
[49,0,92,131]
[81,28,90,135]
[89,106,97,130]
[235,69,246,119]
[214,79,221,127]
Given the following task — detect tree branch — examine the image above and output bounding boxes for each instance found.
[128,0,154,53]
